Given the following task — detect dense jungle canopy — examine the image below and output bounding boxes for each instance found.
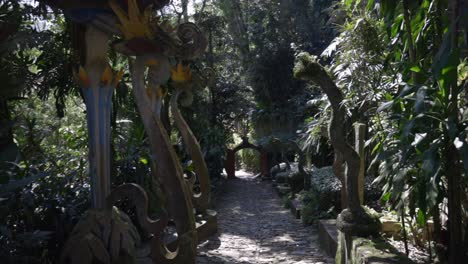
[0,0,466,263]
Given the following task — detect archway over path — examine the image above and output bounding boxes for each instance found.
[224,136,269,179]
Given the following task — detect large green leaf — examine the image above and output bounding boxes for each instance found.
[397,84,417,98]
[417,209,426,226]
[392,168,408,198]
[343,0,355,9]
[432,32,457,79]
[414,86,427,113]
[377,100,394,112]
[366,0,375,11]
[380,0,398,30]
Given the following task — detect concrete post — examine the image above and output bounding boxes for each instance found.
[354,123,366,205]
[225,150,236,179]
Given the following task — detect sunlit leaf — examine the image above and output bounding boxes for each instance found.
[392,168,407,197]
[377,100,394,112]
[397,85,416,98]
[381,192,391,202]
[411,133,427,146]
[409,66,421,73]
[417,209,425,226]
[366,0,375,11]
[402,119,415,138]
[414,87,426,113]
[343,0,354,9]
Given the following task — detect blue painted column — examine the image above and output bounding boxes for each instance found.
[76,26,122,209]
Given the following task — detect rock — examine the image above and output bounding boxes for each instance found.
[336,208,381,237]
[380,217,402,236]
[270,162,288,177]
[275,171,290,183]
[273,163,305,193]
[275,184,291,196]
[287,163,305,193]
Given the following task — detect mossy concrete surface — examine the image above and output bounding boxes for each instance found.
[335,231,414,264]
[318,219,338,257]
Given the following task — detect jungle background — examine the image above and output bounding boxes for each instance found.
[0,0,467,263]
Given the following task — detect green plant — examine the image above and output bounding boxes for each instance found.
[238,148,260,172]
[300,189,337,225]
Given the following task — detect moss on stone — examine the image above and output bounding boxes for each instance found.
[335,233,414,264]
[293,52,327,81]
[335,231,344,264]
[352,237,414,264]
[337,207,381,237]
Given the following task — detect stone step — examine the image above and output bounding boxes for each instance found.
[274,184,291,196]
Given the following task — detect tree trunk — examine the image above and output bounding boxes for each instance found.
[0,99,19,174]
[218,0,250,64]
[446,146,462,263]
[402,0,418,82]
[447,0,463,263]
[0,99,13,150]
[333,150,347,209]
[181,0,189,23]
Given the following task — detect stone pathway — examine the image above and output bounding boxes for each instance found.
[197,171,333,264]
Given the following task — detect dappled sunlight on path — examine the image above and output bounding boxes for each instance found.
[197,171,332,264]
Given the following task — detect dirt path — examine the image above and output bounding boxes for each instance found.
[197,171,333,264]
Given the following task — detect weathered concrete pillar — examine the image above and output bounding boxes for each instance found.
[79,26,114,209]
[225,150,236,179]
[354,123,366,205]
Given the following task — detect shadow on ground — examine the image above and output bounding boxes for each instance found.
[196,170,332,264]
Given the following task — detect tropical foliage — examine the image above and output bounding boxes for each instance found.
[0,0,466,263]
[300,0,467,261]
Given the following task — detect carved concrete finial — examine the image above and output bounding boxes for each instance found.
[176,23,208,60]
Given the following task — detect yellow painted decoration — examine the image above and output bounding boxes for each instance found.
[156,85,167,98]
[112,69,124,88]
[146,85,167,99]
[75,66,91,87]
[171,63,192,83]
[100,65,114,86]
[74,65,123,88]
[146,86,153,97]
[109,0,154,40]
[146,58,159,66]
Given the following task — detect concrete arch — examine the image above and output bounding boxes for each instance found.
[224,137,269,179]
